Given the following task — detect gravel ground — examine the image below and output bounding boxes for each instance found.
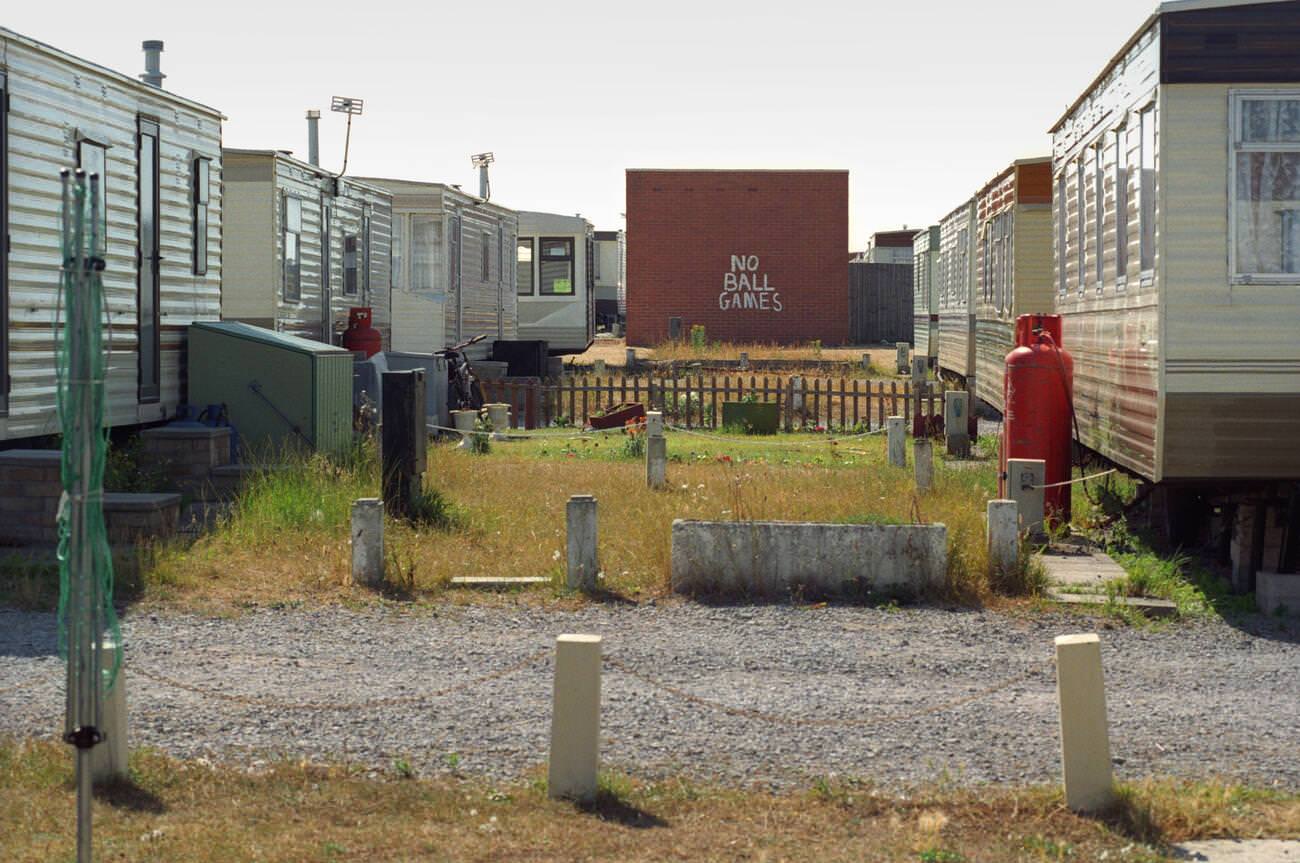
[1,603,1297,790]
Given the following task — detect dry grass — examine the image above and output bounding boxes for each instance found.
[2,738,1295,862]
[131,430,1009,613]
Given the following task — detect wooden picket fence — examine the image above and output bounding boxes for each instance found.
[479,375,944,433]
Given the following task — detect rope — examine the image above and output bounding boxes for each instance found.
[603,655,1052,729]
[427,422,642,440]
[667,424,886,447]
[1029,469,1118,490]
[130,648,551,712]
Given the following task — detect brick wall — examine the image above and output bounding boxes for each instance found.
[626,170,850,347]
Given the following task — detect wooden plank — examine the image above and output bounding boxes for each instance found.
[450,576,551,589]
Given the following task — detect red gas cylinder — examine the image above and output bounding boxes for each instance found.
[1002,313,1074,524]
[341,307,382,358]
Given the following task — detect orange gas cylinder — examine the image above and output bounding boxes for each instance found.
[1002,313,1074,524]
[342,307,382,358]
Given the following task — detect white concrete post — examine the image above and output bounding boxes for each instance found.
[646,411,667,489]
[914,438,933,491]
[896,342,909,374]
[566,495,599,591]
[1055,633,1115,812]
[862,353,871,372]
[887,416,907,468]
[738,352,749,371]
[548,634,602,801]
[790,376,804,413]
[594,358,606,376]
[944,390,971,457]
[625,347,636,368]
[911,356,928,383]
[91,643,128,783]
[1007,458,1047,539]
[351,498,384,587]
[644,410,664,438]
[987,499,1019,575]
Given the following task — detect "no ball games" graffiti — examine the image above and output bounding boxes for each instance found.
[719,254,783,312]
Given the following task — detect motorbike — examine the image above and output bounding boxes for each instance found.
[436,334,487,412]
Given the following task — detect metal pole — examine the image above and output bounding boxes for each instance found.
[340,113,353,176]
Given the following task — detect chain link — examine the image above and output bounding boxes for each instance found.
[603,655,1053,729]
[130,648,551,713]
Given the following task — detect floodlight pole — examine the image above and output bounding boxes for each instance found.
[331,96,365,177]
[340,111,354,177]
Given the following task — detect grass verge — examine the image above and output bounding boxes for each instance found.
[1,738,1295,862]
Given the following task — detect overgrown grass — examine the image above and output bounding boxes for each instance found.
[647,339,895,374]
[1,738,1294,862]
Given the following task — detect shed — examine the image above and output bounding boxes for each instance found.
[937,198,978,389]
[517,211,595,354]
[222,150,393,348]
[358,178,517,358]
[973,158,1054,413]
[847,262,913,344]
[1050,0,1300,484]
[187,321,353,455]
[0,30,223,443]
[912,225,941,365]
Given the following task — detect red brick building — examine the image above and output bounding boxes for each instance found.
[625,170,849,346]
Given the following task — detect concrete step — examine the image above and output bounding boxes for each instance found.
[1045,589,1178,618]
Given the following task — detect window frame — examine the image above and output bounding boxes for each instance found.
[538,236,575,296]
[1113,125,1129,291]
[76,137,109,254]
[1076,157,1086,296]
[1228,88,1300,284]
[481,229,491,281]
[1094,140,1105,293]
[343,234,359,297]
[192,156,210,276]
[282,194,303,303]
[0,73,8,414]
[516,237,534,296]
[1056,171,1067,296]
[1138,102,1157,282]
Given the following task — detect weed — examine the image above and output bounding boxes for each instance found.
[620,420,645,459]
[469,412,492,455]
[104,434,171,493]
[392,758,415,780]
[917,850,964,863]
[444,752,461,772]
[689,324,708,352]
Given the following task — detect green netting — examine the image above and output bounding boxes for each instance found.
[56,170,122,737]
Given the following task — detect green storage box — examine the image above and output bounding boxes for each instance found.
[188,322,354,456]
[721,401,780,435]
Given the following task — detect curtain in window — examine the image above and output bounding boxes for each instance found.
[411,216,441,295]
[1236,99,1300,275]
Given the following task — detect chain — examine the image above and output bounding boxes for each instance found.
[667,424,886,448]
[130,648,551,713]
[603,655,1053,729]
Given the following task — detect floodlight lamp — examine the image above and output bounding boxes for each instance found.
[331,96,364,115]
[471,152,495,167]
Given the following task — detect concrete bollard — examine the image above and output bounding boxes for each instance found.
[1055,633,1115,812]
[91,643,128,783]
[914,438,933,491]
[351,498,385,587]
[647,436,667,489]
[548,634,602,801]
[911,356,928,384]
[485,403,511,434]
[594,358,606,376]
[566,495,599,591]
[986,499,1019,575]
[625,347,636,369]
[790,376,804,413]
[896,342,909,374]
[862,353,871,372]
[645,410,664,438]
[1007,458,1046,539]
[887,416,907,468]
[944,390,971,457]
[738,352,749,371]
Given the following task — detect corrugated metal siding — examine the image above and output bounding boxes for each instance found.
[912,226,938,359]
[848,262,912,344]
[313,353,354,454]
[937,201,976,381]
[1,33,222,442]
[517,213,593,353]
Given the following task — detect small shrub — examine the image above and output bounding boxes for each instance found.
[469,412,492,455]
[620,419,645,459]
[689,324,707,352]
[104,435,170,492]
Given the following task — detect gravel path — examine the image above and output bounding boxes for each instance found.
[2,603,1297,790]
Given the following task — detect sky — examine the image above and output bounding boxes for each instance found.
[5,0,1155,249]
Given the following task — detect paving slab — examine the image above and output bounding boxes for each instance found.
[1045,590,1179,618]
[1037,546,1129,588]
[1172,839,1300,862]
[449,576,551,589]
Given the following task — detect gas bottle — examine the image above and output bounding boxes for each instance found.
[341,307,382,358]
[1002,313,1074,524]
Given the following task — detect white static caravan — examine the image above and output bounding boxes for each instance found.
[1,32,223,443]
[936,199,977,390]
[1050,0,1300,487]
[222,150,392,347]
[912,225,940,366]
[358,178,518,357]
[516,211,594,354]
[593,229,626,329]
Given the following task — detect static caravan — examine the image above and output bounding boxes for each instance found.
[973,158,1054,414]
[1050,0,1300,487]
[0,32,222,443]
[912,226,940,366]
[517,212,594,354]
[358,178,517,357]
[222,150,392,347]
[936,199,977,389]
[593,229,625,329]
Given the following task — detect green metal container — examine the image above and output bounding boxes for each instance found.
[721,401,780,435]
[188,322,354,456]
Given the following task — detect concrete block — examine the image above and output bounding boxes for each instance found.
[351,499,384,587]
[91,643,128,784]
[548,634,602,801]
[644,410,664,438]
[896,342,909,374]
[987,499,1019,575]
[625,348,636,368]
[862,353,871,372]
[911,356,928,384]
[1256,572,1300,616]
[566,495,599,591]
[1055,633,1114,812]
[593,359,606,376]
[914,439,933,491]
[944,391,970,457]
[646,435,667,490]
[887,416,907,468]
[671,520,947,599]
[1007,459,1046,539]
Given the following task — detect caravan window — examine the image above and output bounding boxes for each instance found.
[0,72,7,414]
[283,195,302,302]
[1139,105,1156,275]
[517,238,534,295]
[539,237,574,295]
[1231,91,1300,280]
[344,235,359,296]
[481,230,491,280]
[77,139,108,252]
[1114,127,1128,287]
[192,158,210,276]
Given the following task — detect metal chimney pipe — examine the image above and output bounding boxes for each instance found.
[306,110,320,167]
[140,40,165,88]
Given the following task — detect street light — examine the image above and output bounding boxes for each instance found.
[331,96,364,176]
